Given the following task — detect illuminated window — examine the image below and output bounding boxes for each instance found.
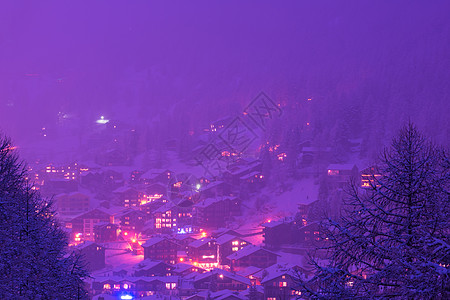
[103,283,111,289]
[327,170,339,176]
[166,283,176,289]
[123,283,129,289]
[114,284,120,290]
[232,247,239,252]
[232,241,239,246]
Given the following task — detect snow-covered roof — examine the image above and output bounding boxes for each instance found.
[239,285,264,297]
[213,290,246,300]
[154,202,176,214]
[93,221,117,228]
[260,263,305,284]
[141,236,168,248]
[211,228,242,238]
[240,171,261,180]
[188,237,214,248]
[173,263,194,273]
[173,263,205,274]
[132,259,168,271]
[185,290,208,300]
[173,234,196,242]
[226,245,279,261]
[199,180,224,191]
[236,266,263,278]
[226,162,260,176]
[261,220,288,228]
[115,207,145,218]
[327,163,357,171]
[194,268,250,285]
[69,207,112,220]
[184,271,200,280]
[215,234,245,245]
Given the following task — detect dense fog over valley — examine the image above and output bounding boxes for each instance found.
[0,1,449,299]
[1,1,449,149]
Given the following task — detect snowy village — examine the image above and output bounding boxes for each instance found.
[23,110,358,299]
[0,1,449,300]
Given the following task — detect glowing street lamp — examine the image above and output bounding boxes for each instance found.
[96,116,109,124]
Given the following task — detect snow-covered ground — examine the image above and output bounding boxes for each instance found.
[233,177,320,246]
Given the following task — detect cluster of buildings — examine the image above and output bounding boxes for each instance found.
[26,118,383,300]
[84,227,311,299]
[30,156,315,299]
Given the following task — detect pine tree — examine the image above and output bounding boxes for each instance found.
[0,136,89,299]
[297,123,450,298]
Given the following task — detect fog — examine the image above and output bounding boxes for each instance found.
[1,1,449,151]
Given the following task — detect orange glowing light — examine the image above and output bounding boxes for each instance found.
[179,257,184,262]
[132,238,136,243]
[124,232,128,236]
[193,262,198,266]
[201,232,207,238]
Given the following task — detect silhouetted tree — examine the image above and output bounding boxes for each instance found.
[0,136,88,299]
[296,123,450,298]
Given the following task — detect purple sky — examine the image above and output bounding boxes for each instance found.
[0,1,449,145]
